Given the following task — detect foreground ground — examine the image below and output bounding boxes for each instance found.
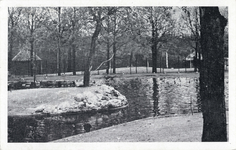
[53,111,229,142]
[53,113,204,142]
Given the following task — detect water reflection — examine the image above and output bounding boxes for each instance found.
[152,78,159,116]
[9,76,228,142]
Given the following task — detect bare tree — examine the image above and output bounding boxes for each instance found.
[83,7,117,86]
[131,7,174,73]
[19,8,47,77]
[181,7,201,72]
[8,8,22,72]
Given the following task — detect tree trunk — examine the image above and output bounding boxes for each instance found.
[153,78,159,116]
[106,16,110,75]
[45,60,48,75]
[8,30,13,72]
[195,8,200,72]
[84,37,96,86]
[146,58,148,73]
[83,18,102,87]
[72,7,76,76]
[68,47,72,72]
[112,13,117,74]
[130,52,132,74]
[200,7,227,142]
[72,44,76,75]
[112,41,116,74]
[58,41,61,76]
[30,15,34,77]
[197,39,202,72]
[194,42,198,72]
[57,7,61,76]
[30,41,34,76]
[151,21,157,73]
[159,52,161,73]
[106,39,110,74]
[178,55,180,73]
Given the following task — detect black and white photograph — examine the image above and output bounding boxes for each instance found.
[0,0,236,150]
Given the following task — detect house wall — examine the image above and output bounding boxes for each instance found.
[12,61,41,75]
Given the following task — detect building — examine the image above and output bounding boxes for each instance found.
[185,52,203,68]
[12,50,42,75]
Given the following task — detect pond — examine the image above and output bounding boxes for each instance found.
[8,76,228,142]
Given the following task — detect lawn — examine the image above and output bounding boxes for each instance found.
[9,67,198,82]
[8,86,100,116]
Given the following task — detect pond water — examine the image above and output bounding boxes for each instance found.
[8,76,228,142]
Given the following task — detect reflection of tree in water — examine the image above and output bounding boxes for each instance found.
[108,78,151,120]
[152,78,160,116]
[195,78,201,112]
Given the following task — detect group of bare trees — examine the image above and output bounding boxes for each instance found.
[9,7,213,82]
[8,7,179,84]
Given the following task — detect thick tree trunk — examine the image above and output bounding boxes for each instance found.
[151,18,158,73]
[200,7,227,142]
[152,45,157,73]
[151,21,157,73]
[84,37,96,86]
[83,19,102,87]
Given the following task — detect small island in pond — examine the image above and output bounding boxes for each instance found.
[8,84,128,116]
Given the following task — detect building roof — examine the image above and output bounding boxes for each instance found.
[12,50,42,61]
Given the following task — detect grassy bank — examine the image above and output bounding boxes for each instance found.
[53,113,204,142]
[8,86,101,116]
[52,112,229,142]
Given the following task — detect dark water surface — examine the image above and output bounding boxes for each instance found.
[8,76,228,142]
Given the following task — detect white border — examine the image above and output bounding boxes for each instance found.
[1,0,236,150]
